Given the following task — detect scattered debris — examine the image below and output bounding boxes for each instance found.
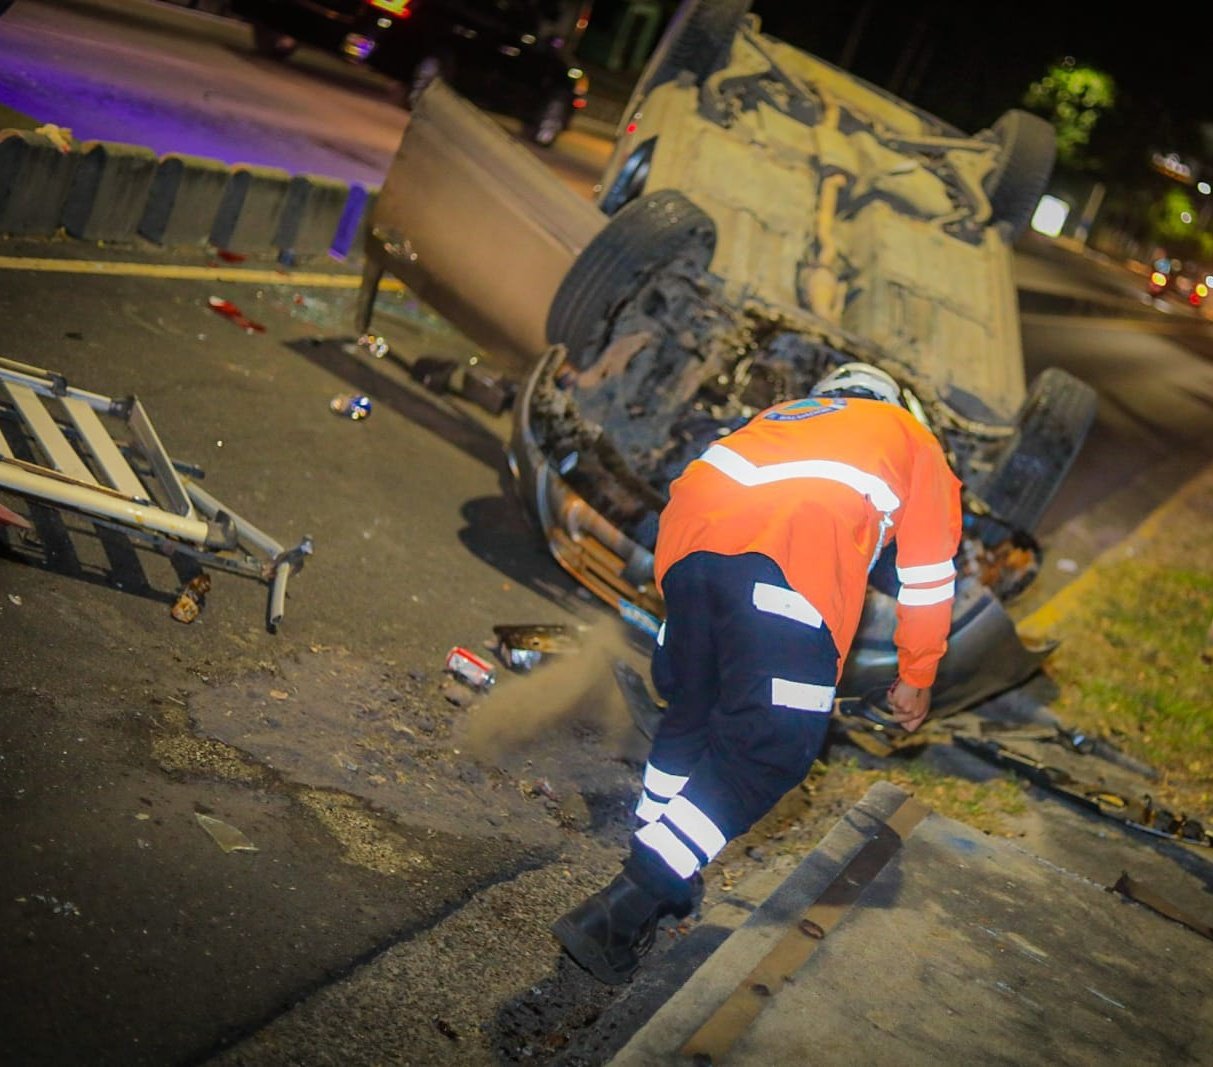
[1013,725,1160,780]
[404,354,517,414]
[269,689,290,701]
[7,593,22,607]
[526,778,558,801]
[0,502,32,530]
[500,646,543,672]
[358,334,390,359]
[410,355,459,394]
[194,812,259,854]
[1203,615,1213,664]
[445,646,496,690]
[329,393,373,420]
[493,623,580,672]
[831,696,939,757]
[1110,871,1213,941]
[21,893,81,917]
[207,296,266,333]
[954,734,1211,847]
[170,573,211,624]
[462,366,516,415]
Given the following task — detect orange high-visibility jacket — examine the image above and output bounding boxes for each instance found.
[653,396,963,688]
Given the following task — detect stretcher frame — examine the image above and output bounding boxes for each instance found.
[0,356,311,630]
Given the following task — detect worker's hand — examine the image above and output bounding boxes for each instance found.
[886,679,930,732]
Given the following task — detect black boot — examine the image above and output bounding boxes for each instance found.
[670,870,704,920]
[552,871,665,985]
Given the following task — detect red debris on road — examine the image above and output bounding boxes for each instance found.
[207,296,266,333]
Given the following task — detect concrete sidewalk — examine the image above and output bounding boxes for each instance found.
[611,780,1213,1065]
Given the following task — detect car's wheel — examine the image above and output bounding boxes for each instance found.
[252,25,298,59]
[406,56,448,110]
[618,0,752,130]
[546,189,716,369]
[974,367,1097,535]
[524,93,571,148]
[980,109,1056,241]
[0,0,15,14]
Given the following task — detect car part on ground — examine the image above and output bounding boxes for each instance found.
[361,6,1098,714]
[229,0,591,146]
[0,357,311,631]
[953,733,1212,849]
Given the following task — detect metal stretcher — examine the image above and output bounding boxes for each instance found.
[0,356,312,630]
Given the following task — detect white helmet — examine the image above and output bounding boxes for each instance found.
[811,362,903,406]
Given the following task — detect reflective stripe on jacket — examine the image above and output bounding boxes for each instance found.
[653,396,963,688]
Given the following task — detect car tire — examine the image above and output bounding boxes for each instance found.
[524,93,571,148]
[981,109,1056,241]
[252,25,298,59]
[546,189,716,370]
[618,0,752,130]
[975,367,1097,535]
[0,0,14,14]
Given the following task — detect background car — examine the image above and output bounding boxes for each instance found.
[1147,256,1209,309]
[355,0,1100,716]
[229,0,592,145]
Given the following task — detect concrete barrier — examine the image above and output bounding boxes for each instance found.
[0,126,379,263]
[62,140,159,242]
[0,130,80,237]
[275,174,356,262]
[209,163,293,253]
[139,152,232,247]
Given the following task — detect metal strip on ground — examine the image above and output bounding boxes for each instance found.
[679,795,931,1063]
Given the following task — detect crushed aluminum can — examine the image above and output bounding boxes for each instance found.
[445,646,496,690]
[330,393,372,420]
[501,645,543,672]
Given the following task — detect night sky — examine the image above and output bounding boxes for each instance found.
[746,1,1207,142]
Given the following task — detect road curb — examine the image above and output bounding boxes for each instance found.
[1017,459,1213,643]
[0,125,378,264]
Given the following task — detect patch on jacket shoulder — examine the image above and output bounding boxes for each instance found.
[764,397,846,422]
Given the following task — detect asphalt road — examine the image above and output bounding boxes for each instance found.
[1009,235,1213,613]
[0,0,616,196]
[0,238,646,1065]
[1,225,1210,1066]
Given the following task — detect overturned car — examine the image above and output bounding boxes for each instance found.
[358,0,1098,714]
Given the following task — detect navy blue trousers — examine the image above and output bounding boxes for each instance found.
[627,551,840,900]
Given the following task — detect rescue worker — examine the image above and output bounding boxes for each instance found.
[552,361,963,985]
